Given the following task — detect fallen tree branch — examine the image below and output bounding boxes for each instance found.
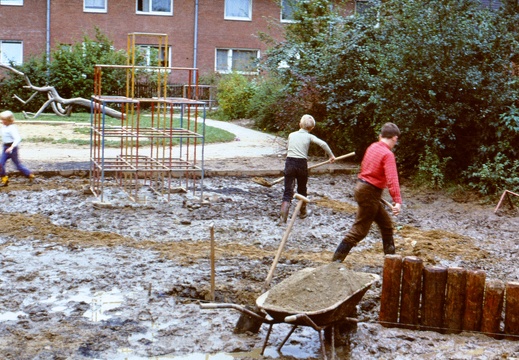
[0,64,122,120]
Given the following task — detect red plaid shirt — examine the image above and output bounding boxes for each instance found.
[359,141,402,204]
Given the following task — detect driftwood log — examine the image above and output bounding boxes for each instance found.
[0,64,122,120]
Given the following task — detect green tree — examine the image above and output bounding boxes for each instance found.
[0,27,128,113]
[257,0,519,192]
[48,27,127,100]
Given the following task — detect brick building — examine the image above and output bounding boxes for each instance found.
[1,0,504,77]
[0,0,358,77]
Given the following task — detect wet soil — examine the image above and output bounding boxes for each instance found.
[1,169,518,359]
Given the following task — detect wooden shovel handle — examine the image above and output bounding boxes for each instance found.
[380,198,394,209]
[308,151,355,170]
[270,152,355,186]
[263,195,305,291]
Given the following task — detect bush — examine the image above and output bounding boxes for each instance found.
[215,72,254,121]
[466,153,519,195]
[0,27,128,114]
[247,76,285,131]
[256,0,519,191]
[414,145,451,189]
[0,55,50,112]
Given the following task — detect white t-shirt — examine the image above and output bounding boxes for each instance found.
[286,129,334,159]
[2,124,22,147]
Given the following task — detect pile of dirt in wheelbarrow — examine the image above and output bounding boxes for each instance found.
[263,263,376,313]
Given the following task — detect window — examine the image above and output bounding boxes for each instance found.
[0,0,23,5]
[355,0,374,14]
[137,0,172,15]
[281,0,297,22]
[225,0,251,20]
[137,45,171,66]
[216,49,258,74]
[84,0,107,13]
[480,0,503,10]
[0,41,23,65]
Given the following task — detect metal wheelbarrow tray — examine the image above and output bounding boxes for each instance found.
[201,263,379,359]
[254,263,379,359]
[256,263,379,328]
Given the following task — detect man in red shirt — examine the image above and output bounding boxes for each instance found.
[333,122,402,262]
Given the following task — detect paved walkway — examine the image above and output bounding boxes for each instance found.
[21,119,285,163]
[196,118,286,159]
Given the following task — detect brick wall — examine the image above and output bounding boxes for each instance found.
[0,0,47,59]
[1,0,355,77]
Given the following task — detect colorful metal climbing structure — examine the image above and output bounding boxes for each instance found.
[90,33,206,203]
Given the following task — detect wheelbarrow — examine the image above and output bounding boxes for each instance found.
[200,263,379,360]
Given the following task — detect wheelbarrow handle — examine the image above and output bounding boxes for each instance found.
[200,302,271,323]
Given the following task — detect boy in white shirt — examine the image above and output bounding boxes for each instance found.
[279,114,335,223]
[0,110,34,186]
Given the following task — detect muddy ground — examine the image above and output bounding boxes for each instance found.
[0,159,518,360]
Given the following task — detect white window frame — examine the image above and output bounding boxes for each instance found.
[84,0,107,13]
[137,44,172,67]
[136,0,173,16]
[0,0,23,5]
[224,0,252,21]
[355,0,373,14]
[281,0,297,23]
[0,40,23,65]
[215,48,259,75]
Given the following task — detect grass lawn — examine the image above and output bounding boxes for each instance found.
[15,111,235,147]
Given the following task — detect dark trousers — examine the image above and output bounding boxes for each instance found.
[342,181,393,245]
[0,144,31,177]
[282,157,308,202]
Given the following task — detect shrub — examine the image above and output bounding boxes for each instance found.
[414,145,451,189]
[466,153,519,195]
[215,72,254,121]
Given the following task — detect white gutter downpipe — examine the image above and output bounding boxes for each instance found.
[46,0,51,76]
[192,0,199,83]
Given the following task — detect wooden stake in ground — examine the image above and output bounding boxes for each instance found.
[504,281,519,339]
[399,256,423,329]
[443,267,467,334]
[421,265,448,332]
[480,279,505,338]
[462,270,486,332]
[379,254,403,327]
[210,223,215,302]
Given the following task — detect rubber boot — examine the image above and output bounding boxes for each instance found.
[1,176,8,187]
[382,236,396,255]
[332,241,353,263]
[279,201,290,224]
[299,202,311,219]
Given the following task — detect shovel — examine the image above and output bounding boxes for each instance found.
[252,152,355,187]
[234,194,310,334]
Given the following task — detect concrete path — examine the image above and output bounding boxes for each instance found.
[21,119,286,164]
[197,118,286,159]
